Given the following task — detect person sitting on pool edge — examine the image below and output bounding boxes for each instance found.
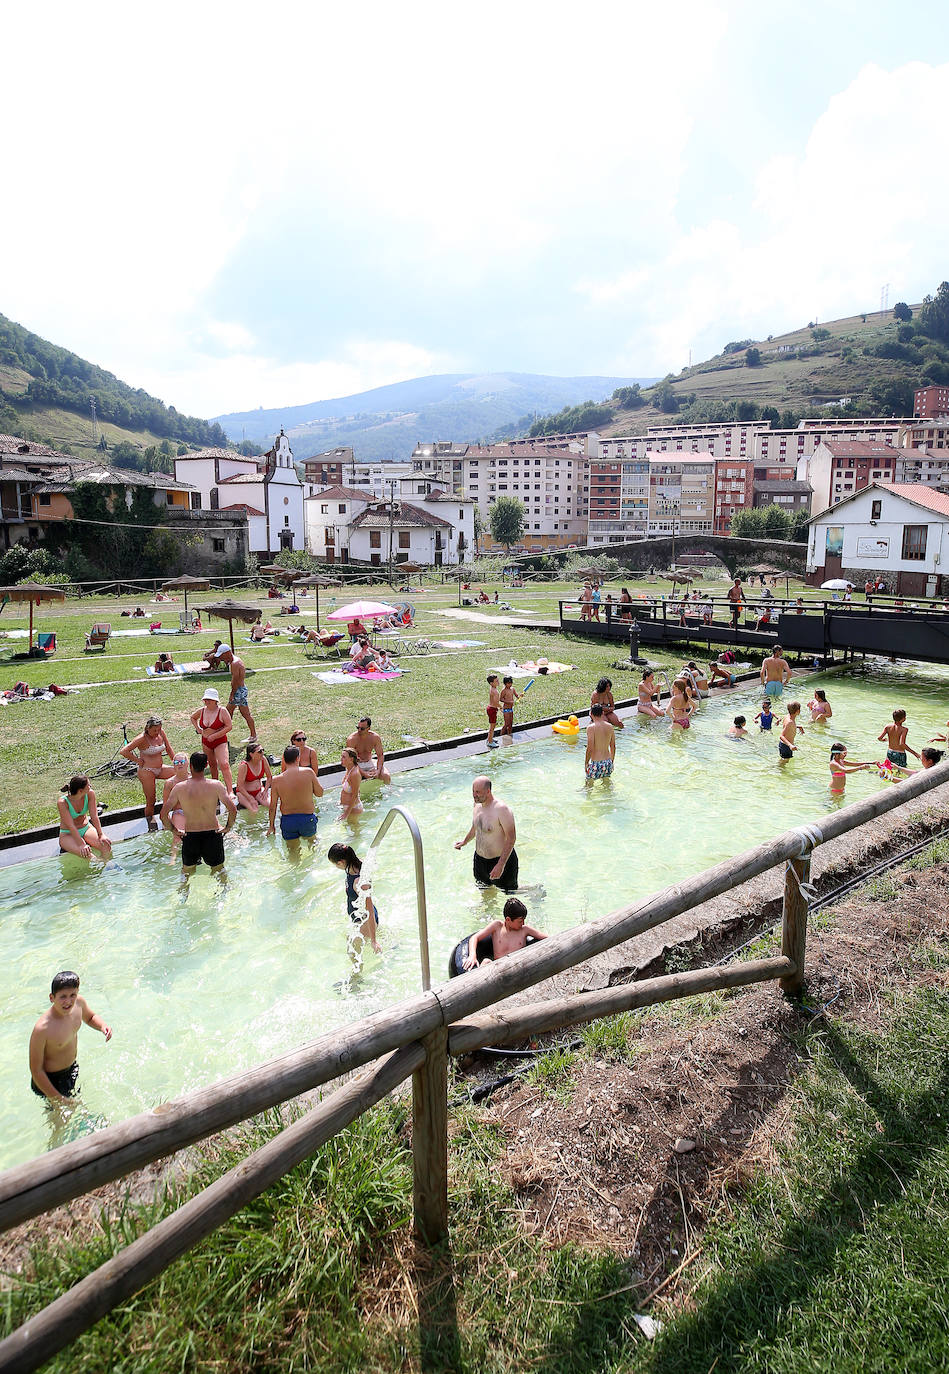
[29,970,111,1103]
[460,897,547,971]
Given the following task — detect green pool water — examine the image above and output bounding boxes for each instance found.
[3,660,949,1169]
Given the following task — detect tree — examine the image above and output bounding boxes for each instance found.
[918,283,949,345]
[745,347,761,367]
[761,406,780,428]
[652,381,679,413]
[489,496,525,552]
[612,384,645,409]
[893,302,913,322]
[811,327,830,342]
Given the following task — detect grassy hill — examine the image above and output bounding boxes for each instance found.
[0,314,233,466]
[583,302,946,438]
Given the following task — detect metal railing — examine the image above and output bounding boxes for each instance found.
[366,805,431,991]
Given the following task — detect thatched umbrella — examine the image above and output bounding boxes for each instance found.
[0,583,66,651]
[204,598,262,650]
[160,573,210,615]
[259,564,300,587]
[289,574,341,631]
[665,571,694,584]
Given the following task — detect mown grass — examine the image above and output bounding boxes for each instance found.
[0,575,790,835]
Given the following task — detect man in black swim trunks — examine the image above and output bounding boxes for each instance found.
[160,751,236,878]
[29,969,111,1102]
[454,775,519,892]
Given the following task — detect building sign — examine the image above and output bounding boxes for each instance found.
[825,526,844,558]
[855,536,890,559]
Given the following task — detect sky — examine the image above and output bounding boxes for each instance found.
[4,0,949,420]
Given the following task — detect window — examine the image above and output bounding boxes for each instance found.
[338,504,346,513]
[284,516,290,526]
[320,503,329,514]
[38,493,51,507]
[871,499,882,519]
[212,538,225,553]
[902,525,927,560]
[399,531,410,549]
[190,493,202,510]
[370,530,381,549]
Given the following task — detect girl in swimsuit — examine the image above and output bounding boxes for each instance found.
[121,716,176,826]
[667,678,694,731]
[58,775,112,861]
[339,747,364,821]
[637,670,664,718]
[283,731,318,774]
[327,842,380,956]
[828,742,871,794]
[808,689,832,723]
[236,743,272,814]
[190,691,234,793]
[591,677,624,730]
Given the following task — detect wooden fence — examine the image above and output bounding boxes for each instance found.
[1,762,948,1372]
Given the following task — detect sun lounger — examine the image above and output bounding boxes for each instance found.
[84,623,111,652]
[36,632,56,657]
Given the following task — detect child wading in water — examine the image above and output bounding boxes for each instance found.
[727,715,748,738]
[327,843,381,957]
[755,700,774,732]
[778,702,803,762]
[878,708,919,770]
[666,677,694,730]
[485,674,500,749]
[500,675,520,738]
[829,742,872,794]
[29,970,111,1103]
[808,689,832,722]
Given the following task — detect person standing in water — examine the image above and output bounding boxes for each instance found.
[828,742,872,794]
[338,747,364,821]
[327,843,381,955]
[878,708,919,770]
[667,677,694,730]
[190,687,234,795]
[485,674,501,749]
[761,646,792,700]
[160,751,237,878]
[121,716,176,828]
[778,702,803,762]
[268,744,323,850]
[455,776,519,892]
[29,970,111,1103]
[585,703,616,782]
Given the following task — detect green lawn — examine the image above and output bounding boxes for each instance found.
[0,575,804,835]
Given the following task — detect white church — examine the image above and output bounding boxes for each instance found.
[174,430,304,556]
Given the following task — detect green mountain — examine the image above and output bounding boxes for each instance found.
[0,313,232,468]
[213,371,657,462]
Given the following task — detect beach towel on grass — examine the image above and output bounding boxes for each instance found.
[431,640,485,648]
[491,661,574,678]
[313,668,402,685]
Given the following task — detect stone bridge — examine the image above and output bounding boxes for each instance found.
[520,536,806,580]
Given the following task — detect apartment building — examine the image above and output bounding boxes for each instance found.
[804,440,898,514]
[714,459,754,534]
[599,422,770,462]
[895,448,949,489]
[460,441,590,549]
[901,418,949,452]
[588,456,649,544]
[914,385,949,419]
[752,480,812,514]
[647,454,715,535]
[301,447,352,488]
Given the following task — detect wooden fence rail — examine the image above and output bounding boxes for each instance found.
[1,761,948,1372]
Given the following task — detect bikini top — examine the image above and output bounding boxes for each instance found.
[66,792,89,821]
[245,756,265,783]
[141,733,163,757]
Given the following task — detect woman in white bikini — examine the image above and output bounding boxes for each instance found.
[121,716,176,827]
[339,747,364,821]
[637,670,664,718]
[236,742,272,813]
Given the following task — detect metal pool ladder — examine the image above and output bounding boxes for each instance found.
[366,805,431,991]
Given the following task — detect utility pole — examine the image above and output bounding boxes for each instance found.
[880,282,890,318]
[387,479,396,586]
[90,396,98,445]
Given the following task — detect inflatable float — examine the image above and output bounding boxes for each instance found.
[448,932,538,977]
[551,715,580,736]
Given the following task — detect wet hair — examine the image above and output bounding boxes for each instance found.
[190,751,208,772]
[813,690,827,702]
[922,748,944,765]
[787,701,801,715]
[503,897,528,921]
[672,677,688,694]
[359,716,371,728]
[51,970,80,994]
[591,703,604,717]
[734,716,746,728]
[145,716,163,731]
[687,661,698,671]
[893,709,906,722]
[830,742,846,757]
[62,775,89,796]
[327,842,361,871]
[284,745,300,765]
[487,674,498,684]
[342,747,358,765]
[595,678,610,694]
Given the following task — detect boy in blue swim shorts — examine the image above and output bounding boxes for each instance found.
[268,744,323,852]
[584,703,615,783]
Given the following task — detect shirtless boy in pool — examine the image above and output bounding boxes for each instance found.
[29,970,111,1102]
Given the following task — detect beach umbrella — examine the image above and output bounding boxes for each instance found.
[160,573,209,615]
[0,583,66,651]
[204,598,262,650]
[821,579,852,592]
[746,563,783,576]
[665,571,694,584]
[326,599,397,623]
[259,564,300,582]
[289,573,341,631]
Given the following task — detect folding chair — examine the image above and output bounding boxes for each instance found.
[84,623,111,652]
[37,632,57,656]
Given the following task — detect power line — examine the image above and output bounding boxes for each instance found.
[57,515,246,533]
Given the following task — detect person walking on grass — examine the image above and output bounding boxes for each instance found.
[216,645,257,744]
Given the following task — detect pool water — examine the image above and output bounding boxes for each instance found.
[3,660,948,1169]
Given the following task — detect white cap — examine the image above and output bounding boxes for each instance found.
[202,687,220,701]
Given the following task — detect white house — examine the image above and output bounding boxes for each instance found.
[806,482,949,596]
[303,485,373,562]
[348,495,472,568]
[174,431,304,556]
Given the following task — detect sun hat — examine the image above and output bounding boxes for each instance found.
[202,687,220,701]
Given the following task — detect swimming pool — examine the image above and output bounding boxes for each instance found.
[3,659,948,1169]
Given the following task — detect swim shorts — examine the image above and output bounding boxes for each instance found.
[486,706,498,723]
[765,681,784,698]
[886,749,907,768]
[473,848,520,892]
[280,812,317,841]
[778,740,794,760]
[231,684,249,706]
[31,1061,79,1099]
[357,760,378,777]
[585,759,614,780]
[181,829,226,868]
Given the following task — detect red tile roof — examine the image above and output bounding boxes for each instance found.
[887,484,949,518]
[305,485,373,501]
[219,502,264,516]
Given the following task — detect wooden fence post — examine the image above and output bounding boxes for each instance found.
[780,855,810,995]
[413,1027,449,1248]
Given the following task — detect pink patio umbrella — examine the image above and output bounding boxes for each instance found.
[326,599,397,622]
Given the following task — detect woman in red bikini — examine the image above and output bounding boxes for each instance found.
[235,742,272,813]
[189,687,234,794]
